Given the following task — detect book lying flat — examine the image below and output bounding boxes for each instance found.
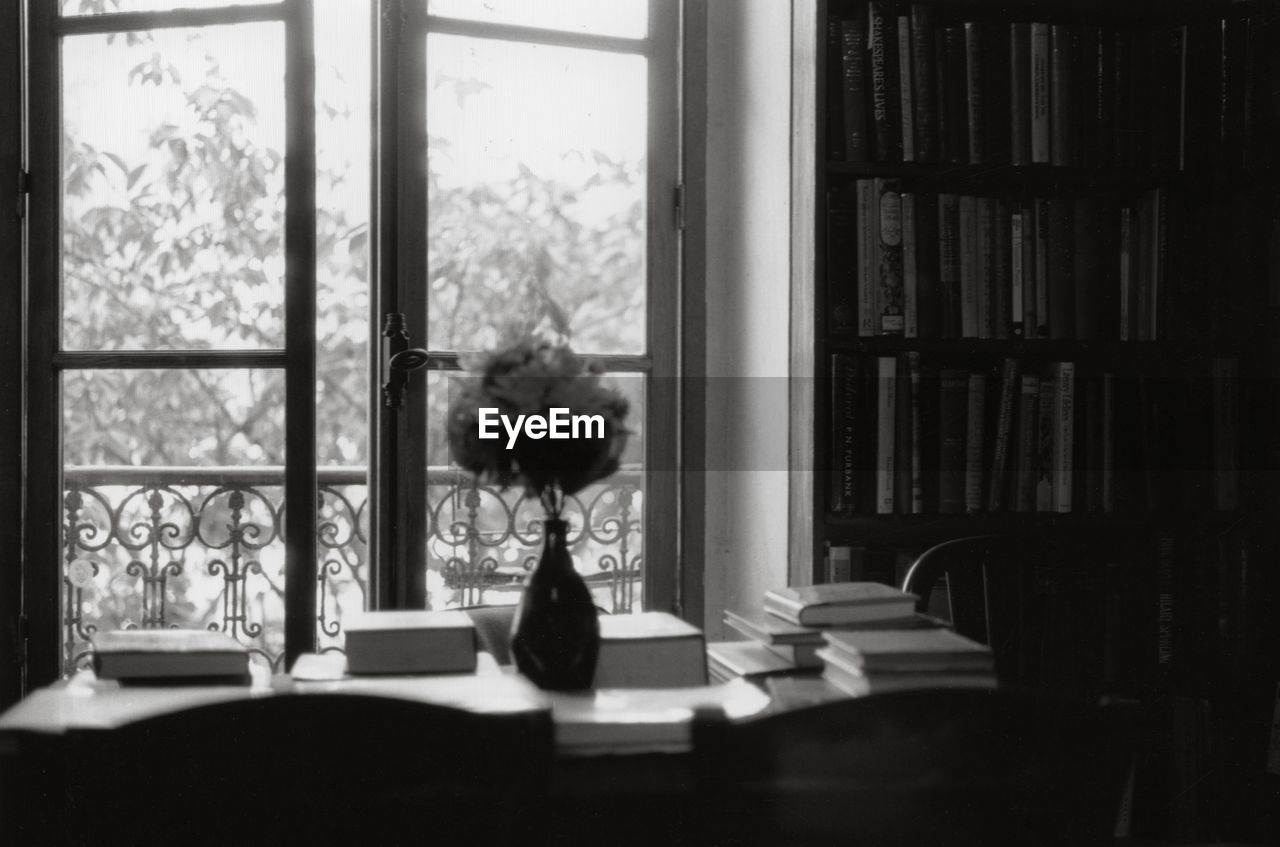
[725,608,944,645]
[819,650,997,697]
[550,679,771,754]
[762,582,919,626]
[820,628,994,673]
[343,610,477,675]
[706,640,806,682]
[91,628,251,684]
[594,611,707,688]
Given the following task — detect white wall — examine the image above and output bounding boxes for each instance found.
[700,0,793,637]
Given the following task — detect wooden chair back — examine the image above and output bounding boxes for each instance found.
[692,688,1135,847]
[59,692,553,846]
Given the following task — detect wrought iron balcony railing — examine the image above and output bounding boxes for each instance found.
[61,465,643,674]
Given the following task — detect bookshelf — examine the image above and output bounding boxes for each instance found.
[790,0,1280,840]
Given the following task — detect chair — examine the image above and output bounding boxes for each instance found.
[57,692,554,847]
[691,688,1136,847]
[901,534,1050,688]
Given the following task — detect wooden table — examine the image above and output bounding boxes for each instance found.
[0,662,803,845]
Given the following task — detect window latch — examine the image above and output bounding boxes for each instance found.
[381,312,429,408]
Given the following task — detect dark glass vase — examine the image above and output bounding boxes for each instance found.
[510,518,600,690]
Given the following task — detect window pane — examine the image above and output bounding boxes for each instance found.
[315,0,371,649]
[316,0,371,467]
[61,0,275,15]
[428,0,647,39]
[62,24,285,351]
[63,368,285,466]
[426,35,647,356]
[61,368,287,675]
[427,371,644,612]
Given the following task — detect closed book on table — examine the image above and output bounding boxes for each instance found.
[91,628,251,683]
[707,640,805,681]
[594,611,707,688]
[763,582,918,627]
[344,609,478,675]
[818,647,997,696]
[820,627,994,673]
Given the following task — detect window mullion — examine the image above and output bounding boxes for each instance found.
[282,0,318,669]
[371,0,428,611]
[53,3,286,36]
[22,0,64,693]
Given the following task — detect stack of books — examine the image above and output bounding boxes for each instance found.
[817,627,996,696]
[708,582,940,684]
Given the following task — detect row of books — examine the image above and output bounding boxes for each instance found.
[829,353,1242,516]
[92,609,710,688]
[828,181,1264,342]
[828,2,1278,171]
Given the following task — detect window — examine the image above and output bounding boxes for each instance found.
[24,0,679,685]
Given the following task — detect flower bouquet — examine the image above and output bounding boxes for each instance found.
[447,336,629,689]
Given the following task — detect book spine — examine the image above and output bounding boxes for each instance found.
[1081,372,1103,512]
[1010,22,1032,166]
[1050,24,1075,168]
[1046,196,1075,340]
[1076,26,1101,170]
[876,356,897,514]
[1011,207,1026,338]
[827,544,853,583]
[1073,195,1102,340]
[1052,361,1075,513]
[1035,369,1056,512]
[914,192,941,338]
[897,14,915,162]
[827,14,846,162]
[964,22,986,165]
[1021,201,1037,336]
[856,179,876,336]
[1113,27,1132,168]
[1030,22,1051,163]
[1212,357,1239,511]
[894,352,913,514]
[1119,204,1133,341]
[829,353,859,514]
[1097,27,1116,170]
[1148,25,1184,170]
[938,192,962,338]
[938,368,968,513]
[983,18,1012,166]
[874,177,905,335]
[868,0,902,162]
[940,24,968,164]
[826,198,859,336]
[958,194,980,338]
[1014,373,1039,511]
[1151,187,1169,340]
[1034,197,1050,337]
[977,196,996,339]
[993,198,1012,339]
[910,4,939,163]
[1101,372,1114,512]
[840,12,871,163]
[902,191,918,338]
[964,371,987,513]
[908,351,923,514]
[987,357,1020,512]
